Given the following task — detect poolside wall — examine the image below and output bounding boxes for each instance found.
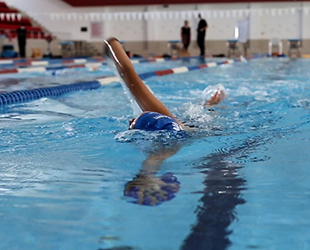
[3,0,310,57]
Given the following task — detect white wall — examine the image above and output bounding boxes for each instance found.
[4,0,104,41]
[302,2,310,39]
[3,0,310,42]
[250,2,302,40]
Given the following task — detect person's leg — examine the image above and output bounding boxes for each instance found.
[103,37,184,128]
[18,42,22,58]
[198,37,205,56]
[201,38,205,56]
[21,44,26,58]
[197,36,205,56]
[197,40,201,55]
[19,42,26,58]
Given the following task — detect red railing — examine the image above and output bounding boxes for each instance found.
[61,0,310,7]
[0,1,8,8]
[0,1,48,40]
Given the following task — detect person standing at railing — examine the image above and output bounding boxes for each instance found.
[181,20,191,51]
[16,24,27,58]
[197,14,208,56]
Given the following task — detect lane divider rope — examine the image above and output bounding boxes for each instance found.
[0,55,214,67]
[0,58,242,106]
[0,55,214,74]
[0,58,103,67]
[0,62,107,74]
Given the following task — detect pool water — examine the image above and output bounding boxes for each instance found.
[0,58,310,250]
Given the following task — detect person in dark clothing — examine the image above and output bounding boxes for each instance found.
[197,14,208,56]
[16,24,27,58]
[181,20,191,51]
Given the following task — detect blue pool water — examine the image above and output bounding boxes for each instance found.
[0,58,310,250]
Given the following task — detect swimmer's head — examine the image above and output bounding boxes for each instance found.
[128,112,184,132]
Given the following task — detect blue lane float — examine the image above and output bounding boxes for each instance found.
[0,58,245,107]
[0,81,101,106]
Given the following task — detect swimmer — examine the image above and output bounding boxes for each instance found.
[104,37,186,132]
[103,37,225,132]
[103,38,225,205]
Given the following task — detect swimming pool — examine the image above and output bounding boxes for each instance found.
[0,57,309,250]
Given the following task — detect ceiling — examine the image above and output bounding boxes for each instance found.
[61,0,301,7]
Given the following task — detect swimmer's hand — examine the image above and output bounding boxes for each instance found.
[124,174,180,206]
[204,89,226,107]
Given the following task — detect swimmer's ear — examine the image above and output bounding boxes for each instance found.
[129,118,136,130]
[129,118,135,126]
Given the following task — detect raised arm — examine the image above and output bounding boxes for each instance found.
[104,37,182,125]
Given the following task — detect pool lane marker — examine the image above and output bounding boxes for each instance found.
[0,58,104,68]
[0,55,209,67]
[0,62,107,74]
[0,58,241,106]
[0,59,14,65]
[0,56,215,74]
[97,76,120,85]
[0,81,102,106]
[137,58,237,81]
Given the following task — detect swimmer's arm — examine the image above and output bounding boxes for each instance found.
[104,37,185,128]
[139,144,182,176]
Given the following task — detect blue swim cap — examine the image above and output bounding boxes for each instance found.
[131,112,183,131]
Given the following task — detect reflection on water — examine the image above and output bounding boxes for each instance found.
[0,78,20,92]
[181,135,271,250]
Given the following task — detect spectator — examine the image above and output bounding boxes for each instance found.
[16,24,27,58]
[197,14,208,56]
[181,20,191,51]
